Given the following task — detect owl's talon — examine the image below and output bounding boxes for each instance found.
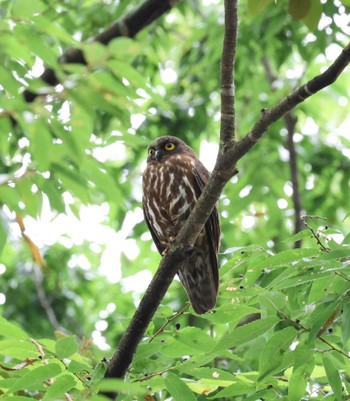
[162,246,170,256]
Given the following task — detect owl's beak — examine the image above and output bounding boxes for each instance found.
[155,149,162,161]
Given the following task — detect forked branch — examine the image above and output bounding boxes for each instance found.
[102,5,350,400]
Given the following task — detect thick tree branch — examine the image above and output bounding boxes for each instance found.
[261,56,303,248]
[102,2,239,398]
[220,0,238,147]
[24,0,180,102]
[102,11,350,400]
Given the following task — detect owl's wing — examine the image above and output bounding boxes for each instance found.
[193,160,221,254]
[143,204,166,255]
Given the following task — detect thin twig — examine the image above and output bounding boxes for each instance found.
[133,366,176,382]
[30,338,46,358]
[277,310,349,359]
[148,305,189,343]
[335,271,350,281]
[301,215,330,252]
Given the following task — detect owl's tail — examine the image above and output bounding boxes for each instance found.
[178,247,219,314]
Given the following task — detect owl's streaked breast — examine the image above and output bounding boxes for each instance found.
[142,155,197,246]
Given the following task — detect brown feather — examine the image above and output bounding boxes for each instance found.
[142,136,220,314]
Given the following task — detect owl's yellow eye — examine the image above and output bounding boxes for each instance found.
[148,148,155,156]
[165,143,175,151]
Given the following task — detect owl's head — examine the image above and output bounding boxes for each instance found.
[146,136,195,163]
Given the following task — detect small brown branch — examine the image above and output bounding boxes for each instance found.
[133,365,175,382]
[301,215,330,252]
[148,305,188,343]
[318,336,350,359]
[23,0,181,102]
[220,0,238,148]
[277,310,349,359]
[30,338,45,358]
[335,271,350,281]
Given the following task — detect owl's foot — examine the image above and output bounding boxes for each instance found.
[162,237,176,256]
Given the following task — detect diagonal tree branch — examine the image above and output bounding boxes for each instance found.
[24,0,181,103]
[102,1,239,398]
[102,8,350,400]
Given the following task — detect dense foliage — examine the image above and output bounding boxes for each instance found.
[0,0,349,400]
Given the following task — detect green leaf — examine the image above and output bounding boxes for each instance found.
[33,15,77,44]
[282,229,312,243]
[0,340,38,359]
[0,185,21,212]
[161,327,216,357]
[318,248,350,260]
[209,380,255,398]
[81,157,122,201]
[288,346,315,401]
[42,180,65,213]
[323,355,343,401]
[0,67,21,96]
[288,0,311,20]
[0,216,7,257]
[108,60,149,91]
[179,367,236,383]
[0,316,29,340]
[10,0,46,17]
[288,367,307,401]
[83,42,108,67]
[165,373,197,401]
[303,0,323,30]
[108,37,141,59]
[55,336,79,358]
[9,362,63,392]
[133,341,165,363]
[0,397,37,401]
[42,373,77,401]
[70,102,93,154]
[13,25,58,68]
[204,304,261,325]
[54,164,89,204]
[258,326,297,380]
[247,0,273,16]
[95,378,145,395]
[307,301,341,340]
[214,316,280,352]
[250,248,319,270]
[26,119,53,171]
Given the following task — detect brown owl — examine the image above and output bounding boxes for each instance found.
[142,136,220,314]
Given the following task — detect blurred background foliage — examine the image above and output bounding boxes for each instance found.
[0,0,350,399]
